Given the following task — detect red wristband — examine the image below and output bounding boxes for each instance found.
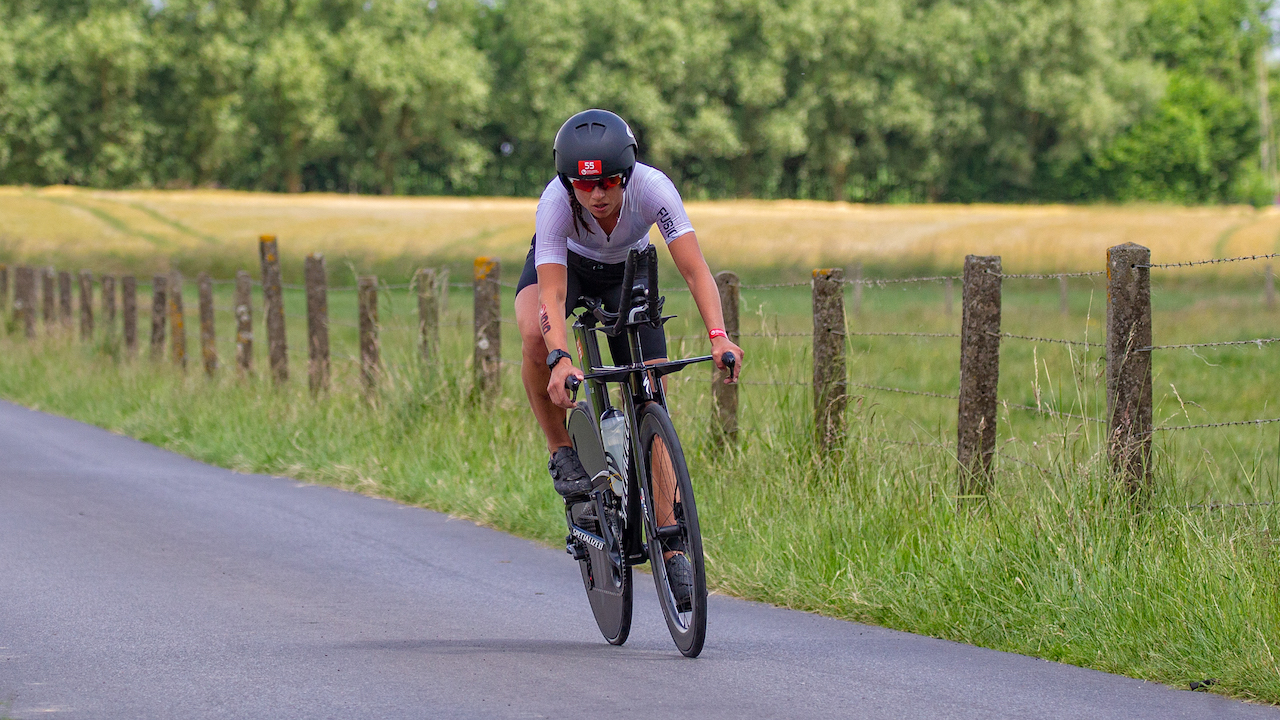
[708,328,728,340]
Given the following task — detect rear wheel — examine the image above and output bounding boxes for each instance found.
[638,403,707,657]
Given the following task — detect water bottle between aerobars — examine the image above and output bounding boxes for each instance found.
[598,408,630,495]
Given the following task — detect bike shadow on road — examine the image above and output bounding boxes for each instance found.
[326,637,685,662]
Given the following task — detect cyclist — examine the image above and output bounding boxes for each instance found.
[514,109,743,598]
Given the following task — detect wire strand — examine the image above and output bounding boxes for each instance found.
[995,332,1103,348]
[1145,337,1280,351]
[1138,253,1280,269]
[1154,417,1280,431]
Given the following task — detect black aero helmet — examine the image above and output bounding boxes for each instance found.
[553,109,637,188]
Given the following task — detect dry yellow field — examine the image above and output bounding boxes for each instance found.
[3,185,1279,275]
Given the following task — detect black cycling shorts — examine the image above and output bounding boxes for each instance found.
[516,235,668,364]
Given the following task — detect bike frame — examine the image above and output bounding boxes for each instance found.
[566,246,714,567]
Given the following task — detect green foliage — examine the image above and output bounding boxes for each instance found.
[1048,0,1272,203]
[1065,71,1262,202]
[0,0,1271,203]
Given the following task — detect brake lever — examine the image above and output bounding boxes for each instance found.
[722,352,737,383]
[566,375,581,402]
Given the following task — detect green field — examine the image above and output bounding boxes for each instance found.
[1,261,1277,704]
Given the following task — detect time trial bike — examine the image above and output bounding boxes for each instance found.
[562,245,733,658]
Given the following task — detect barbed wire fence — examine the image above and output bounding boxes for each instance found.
[3,237,1278,510]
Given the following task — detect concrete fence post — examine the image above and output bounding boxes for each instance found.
[150,275,167,361]
[234,270,253,376]
[713,271,740,444]
[58,270,72,328]
[169,272,187,370]
[102,276,117,335]
[473,257,501,398]
[78,270,93,340]
[305,254,330,394]
[1106,243,1153,496]
[956,255,1002,495]
[13,266,35,339]
[812,268,847,451]
[358,276,379,397]
[122,276,137,356]
[41,267,55,330]
[417,267,439,365]
[198,272,217,377]
[259,235,288,384]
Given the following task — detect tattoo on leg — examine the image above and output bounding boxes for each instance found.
[539,303,552,335]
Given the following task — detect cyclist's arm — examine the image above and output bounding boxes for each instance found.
[535,262,583,407]
[667,231,744,381]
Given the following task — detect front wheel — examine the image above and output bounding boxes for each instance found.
[638,403,707,657]
[567,401,632,646]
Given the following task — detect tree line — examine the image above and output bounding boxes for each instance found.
[0,0,1272,203]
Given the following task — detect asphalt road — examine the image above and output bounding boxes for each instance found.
[1,400,1275,719]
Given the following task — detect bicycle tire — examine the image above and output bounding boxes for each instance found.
[567,402,632,646]
[638,403,707,657]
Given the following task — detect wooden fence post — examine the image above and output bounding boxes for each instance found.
[234,270,253,376]
[259,235,288,383]
[150,275,167,361]
[78,270,93,340]
[41,267,55,330]
[58,270,72,328]
[102,275,116,334]
[417,267,439,364]
[473,257,501,398]
[812,268,847,451]
[198,272,216,376]
[358,276,379,396]
[713,271,740,444]
[305,254,329,394]
[1059,275,1070,316]
[1267,264,1276,310]
[169,271,186,369]
[1106,243,1153,495]
[122,276,137,356]
[14,266,35,339]
[956,255,1002,495]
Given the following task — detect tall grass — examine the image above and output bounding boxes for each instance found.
[1,276,1277,703]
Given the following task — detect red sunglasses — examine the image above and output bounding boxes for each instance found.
[570,173,625,192]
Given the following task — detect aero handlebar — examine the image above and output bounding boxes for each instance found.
[611,249,639,338]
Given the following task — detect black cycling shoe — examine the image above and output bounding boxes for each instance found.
[665,553,694,610]
[548,446,594,499]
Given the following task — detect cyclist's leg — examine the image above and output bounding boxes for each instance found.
[647,413,681,559]
[515,237,584,453]
[516,286,572,452]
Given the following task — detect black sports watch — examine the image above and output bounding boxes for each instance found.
[546,349,573,371]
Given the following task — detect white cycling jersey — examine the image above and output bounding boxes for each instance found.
[534,162,694,267]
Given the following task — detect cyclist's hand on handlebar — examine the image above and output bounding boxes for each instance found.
[710,337,744,384]
[548,359,585,409]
